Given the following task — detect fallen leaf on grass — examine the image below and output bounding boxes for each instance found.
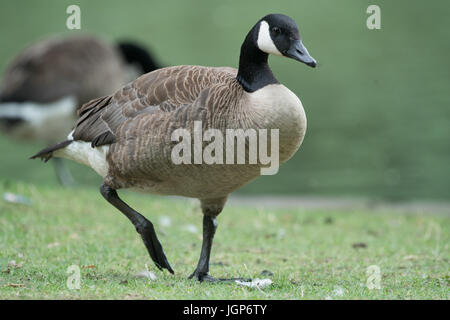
[324,217,334,224]
[8,260,23,268]
[403,255,419,261]
[211,261,229,266]
[352,242,367,249]
[47,242,60,248]
[289,279,301,285]
[245,248,267,254]
[3,259,25,273]
[69,233,80,240]
[4,283,26,288]
[82,265,97,269]
[260,270,274,277]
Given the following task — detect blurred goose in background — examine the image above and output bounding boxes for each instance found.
[32,14,316,281]
[0,35,162,185]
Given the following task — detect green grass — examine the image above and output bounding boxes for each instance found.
[1,182,448,299]
[0,1,448,300]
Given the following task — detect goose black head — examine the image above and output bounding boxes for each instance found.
[237,14,317,92]
[256,14,317,67]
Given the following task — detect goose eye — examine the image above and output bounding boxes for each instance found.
[272,27,281,35]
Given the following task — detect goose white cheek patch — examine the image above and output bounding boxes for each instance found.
[257,21,282,56]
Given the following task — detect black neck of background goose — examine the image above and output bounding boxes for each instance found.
[236,24,279,92]
[117,42,161,73]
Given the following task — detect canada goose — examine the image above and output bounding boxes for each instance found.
[31,14,316,282]
[0,35,161,185]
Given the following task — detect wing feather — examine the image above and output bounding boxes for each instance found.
[70,65,238,147]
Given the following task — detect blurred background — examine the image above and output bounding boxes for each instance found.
[0,0,449,202]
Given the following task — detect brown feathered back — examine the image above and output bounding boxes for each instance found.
[72,65,239,147]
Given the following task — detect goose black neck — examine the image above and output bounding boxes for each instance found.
[117,42,161,73]
[236,25,279,92]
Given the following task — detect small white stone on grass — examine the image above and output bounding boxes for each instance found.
[159,216,172,227]
[182,224,198,233]
[134,270,157,280]
[235,278,272,288]
[3,192,32,205]
[47,242,60,248]
[277,228,286,240]
[333,286,345,297]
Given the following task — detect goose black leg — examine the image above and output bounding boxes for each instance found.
[53,158,74,187]
[189,200,251,283]
[188,215,218,282]
[100,183,174,274]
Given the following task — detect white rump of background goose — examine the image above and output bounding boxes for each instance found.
[0,35,161,185]
[31,14,317,282]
